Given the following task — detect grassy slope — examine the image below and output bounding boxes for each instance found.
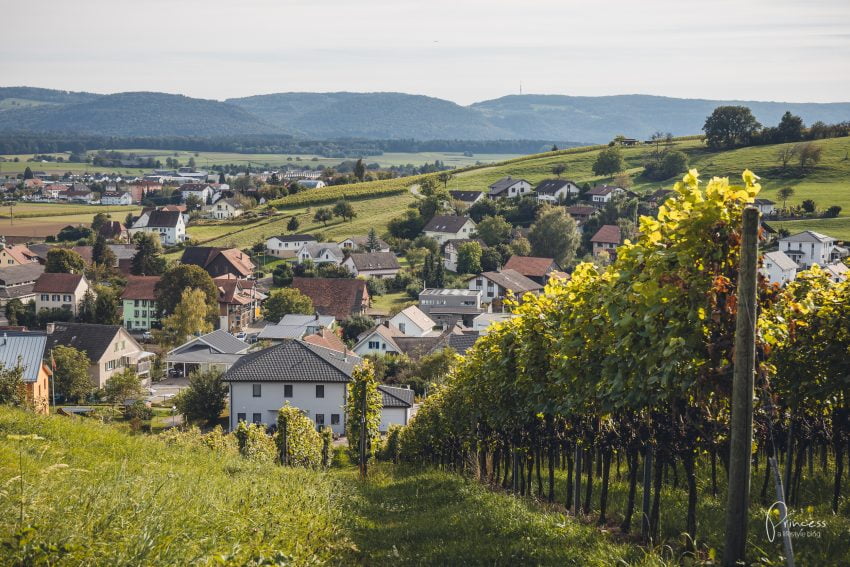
[0,408,660,566]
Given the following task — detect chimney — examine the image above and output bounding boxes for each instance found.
[46,322,55,334]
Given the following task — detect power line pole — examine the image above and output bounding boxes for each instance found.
[723,206,759,566]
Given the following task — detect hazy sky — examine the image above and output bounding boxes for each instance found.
[2,0,849,104]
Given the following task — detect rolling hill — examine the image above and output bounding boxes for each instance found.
[0,86,849,142]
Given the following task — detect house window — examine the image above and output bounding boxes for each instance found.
[284,384,293,397]
[368,341,379,349]
[316,385,324,398]
[52,294,60,301]
[252,413,262,424]
[41,294,49,301]
[398,323,406,334]
[237,413,246,422]
[252,384,262,397]
[316,414,325,426]
[63,294,72,302]
[331,414,340,425]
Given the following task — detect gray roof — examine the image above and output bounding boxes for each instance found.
[146,210,182,228]
[448,190,482,202]
[534,179,574,195]
[763,250,798,271]
[300,242,345,262]
[0,263,44,286]
[0,332,47,383]
[171,329,250,356]
[222,340,361,383]
[378,385,414,408]
[780,230,835,244]
[445,333,480,355]
[475,269,543,294]
[47,323,130,362]
[347,252,400,271]
[258,314,335,340]
[271,234,316,243]
[488,176,528,195]
[423,215,473,234]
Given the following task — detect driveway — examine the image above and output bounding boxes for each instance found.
[147,377,188,406]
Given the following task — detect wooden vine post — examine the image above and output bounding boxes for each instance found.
[723,206,759,566]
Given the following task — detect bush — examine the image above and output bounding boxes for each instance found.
[275,404,323,468]
[380,425,402,463]
[233,421,276,463]
[824,205,842,218]
[366,277,386,296]
[124,400,153,421]
[173,370,228,425]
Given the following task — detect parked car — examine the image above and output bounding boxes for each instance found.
[235,332,247,341]
[167,367,184,378]
[142,331,153,341]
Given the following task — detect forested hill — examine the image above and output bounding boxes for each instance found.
[1,86,849,142]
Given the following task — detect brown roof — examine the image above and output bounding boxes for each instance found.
[303,328,348,353]
[292,277,370,320]
[347,252,400,272]
[214,275,263,305]
[503,256,559,278]
[181,247,255,278]
[120,276,160,300]
[99,221,127,240]
[586,185,621,196]
[590,225,621,244]
[33,272,85,293]
[566,205,596,218]
[218,249,255,277]
[3,245,39,264]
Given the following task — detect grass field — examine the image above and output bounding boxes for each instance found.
[0,207,140,238]
[0,407,666,566]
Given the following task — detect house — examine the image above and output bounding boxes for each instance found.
[166,329,251,377]
[266,234,317,258]
[467,269,543,304]
[181,247,255,279]
[0,244,40,266]
[754,198,777,216]
[72,244,136,275]
[120,276,160,332]
[101,191,133,206]
[303,328,348,353]
[342,252,400,278]
[422,215,477,245]
[590,225,622,258]
[378,385,414,431]
[128,209,186,246]
[418,288,484,328]
[33,273,91,316]
[179,183,213,204]
[778,231,847,269]
[566,205,597,226]
[128,180,162,203]
[392,325,480,358]
[46,322,152,389]
[204,198,245,220]
[586,185,625,206]
[646,189,676,208]
[534,179,580,203]
[388,305,436,337]
[65,189,96,204]
[0,263,43,306]
[352,323,405,356]
[442,239,485,272]
[223,339,360,434]
[503,256,561,285]
[291,277,370,320]
[823,262,848,283]
[297,243,345,265]
[257,313,336,342]
[299,180,326,189]
[761,251,798,286]
[214,275,266,332]
[449,190,484,209]
[339,236,391,253]
[488,177,532,200]
[98,221,129,242]
[0,332,51,413]
[472,312,517,334]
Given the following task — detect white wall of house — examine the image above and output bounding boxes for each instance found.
[490,180,532,199]
[468,276,505,301]
[35,280,89,315]
[204,201,243,219]
[388,311,430,337]
[352,333,400,357]
[424,219,477,245]
[380,407,410,432]
[537,182,579,203]
[778,238,834,269]
[230,381,348,435]
[266,237,314,256]
[102,193,132,205]
[761,261,796,286]
[129,219,186,246]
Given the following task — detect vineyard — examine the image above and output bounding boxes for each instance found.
[267,174,425,208]
[395,169,850,564]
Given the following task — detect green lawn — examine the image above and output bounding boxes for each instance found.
[370,291,413,315]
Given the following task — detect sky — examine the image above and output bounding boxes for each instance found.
[2,0,849,105]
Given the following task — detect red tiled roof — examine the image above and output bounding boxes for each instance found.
[292,277,369,320]
[503,256,559,277]
[590,225,621,244]
[303,328,348,353]
[3,245,39,264]
[33,272,84,293]
[120,276,160,300]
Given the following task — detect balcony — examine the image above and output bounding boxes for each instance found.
[136,360,151,375]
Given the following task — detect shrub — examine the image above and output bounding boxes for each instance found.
[124,400,153,421]
[275,403,323,468]
[320,426,334,469]
[233,421,276,463]
[380,425,402,463]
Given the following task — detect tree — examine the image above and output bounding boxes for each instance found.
[354,159,366,182]
[474,215,512,246]
[801,199,816,213]
[92,233,108,265]
[185,194,204,212]
[551,164,566,178]
[155,264,218,320]
[52,345,92,402]
[340,315,376,344]
[94,288,120,325]
[45,248,86,274]
[776,111,804,143]
[419,177,437,196]
[103,368,142,406]
[218,172,226,184]
[313,207,333,226]
[510,236,532,257]
[703,105,761,148]
[592,147,625,176]
[272,262,294,287]
[481,247,503,272]
[332,200,356,222]
[287,216,300,232]
[130,232,167,276]
[365,228,381,253]
[174,369,228,425]
[155,288,214,349]
[263,288,314,322]
[776,145,799,171]
[658,151,688,179]
[777,187,795,208]
[124,212,135,229]
[797,142,823,171]
[612,172,633,189]
[78,289,97,323]
[0,364,27,409]
[456,241,483,275]
[528,206,580,266]
[23,166,33,180]
[437,171,453,189]
[346,360,382,472]
[5,299,35,328]
[405,247,430,271]
[91,212,110,234]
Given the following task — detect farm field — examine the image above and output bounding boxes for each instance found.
[0,202,138,219]
[0,209,140,238]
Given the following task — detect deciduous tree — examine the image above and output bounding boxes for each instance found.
[52,345,92,402]
[174,369,228,425]
[528,207,580,266]
[262,288,314,322]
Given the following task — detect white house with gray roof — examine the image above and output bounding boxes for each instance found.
[488,177,532,200]
[761,250,798,285]
[297,242,345,265]
[342,252,401,278]
[257,314,336,342]
[778,230,847,269]
[388,305,436,337]
[166,329,250,376]
[422,215,477,245]
[266,234,317,258]
[378,385,414,431]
